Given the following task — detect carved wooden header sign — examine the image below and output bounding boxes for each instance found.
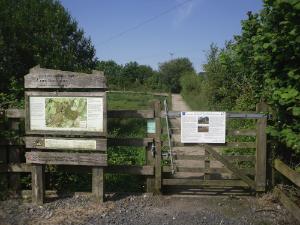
[24,66,107,167]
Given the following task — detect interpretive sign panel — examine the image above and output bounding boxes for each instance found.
[25,92,106,136]
[181,111,226,143]
[25,137,107,151]
[147,119,156,134]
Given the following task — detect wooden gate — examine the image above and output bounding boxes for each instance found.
[161,102,268,193]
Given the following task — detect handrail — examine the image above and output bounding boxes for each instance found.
[164,99,175,174]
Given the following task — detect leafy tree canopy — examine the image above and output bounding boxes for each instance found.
[159,58,195,93]
[0,0,96,102]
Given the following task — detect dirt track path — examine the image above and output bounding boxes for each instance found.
[171,94,191,112]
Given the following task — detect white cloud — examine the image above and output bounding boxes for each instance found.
[173,0,197,26]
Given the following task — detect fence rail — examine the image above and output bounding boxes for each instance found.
[0,105,161,199]
[273,159,300,223]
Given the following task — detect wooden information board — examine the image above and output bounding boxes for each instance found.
[24,65,107,204]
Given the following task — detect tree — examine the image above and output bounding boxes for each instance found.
[0,0,96,101]
[159,58,195,93]
[121,61,155,90]
[96,60,123,88]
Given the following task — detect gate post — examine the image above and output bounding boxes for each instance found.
[154,101,161,194]
[92,167,104,203]
[8,118,21,197]
[255,102,268,192]
[31,164,45,205]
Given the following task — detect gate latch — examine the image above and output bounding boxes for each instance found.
[151,142,156,157]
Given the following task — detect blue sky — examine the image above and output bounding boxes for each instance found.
[60,0,263,72]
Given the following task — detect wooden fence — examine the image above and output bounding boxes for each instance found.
[273,158,300,223]
[0,101,162,198]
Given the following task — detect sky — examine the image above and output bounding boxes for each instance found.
[60,0,263,72]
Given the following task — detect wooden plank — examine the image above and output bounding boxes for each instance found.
[25,137,107,151]
[0,163,31,172]
[204,150,210,180]
[25,66,106,89]
[203,144,255,189]
[170,142,256,148]
[227,129,256,136]
[106,165,154,175]
[163,166,255,175]
[108,138,153,147]
[0,138,8,191]
[154,101,162,194]
[274,187,300,223]
[31,165,45,205]
[2,108,153,120]
[8,119,21,196]
[92,167,104,203]
[162,179,249,187]
[25,152,107,166]
[173,154,255,161]
[6,109,25,119]
[255,102,267,192]
[0,163,155,175]
[108,110,154,118]
[0,138,24,146]
[0,109,5,119]
[108,90,169,97]
[146,135,155,192]
[274,159,300,188]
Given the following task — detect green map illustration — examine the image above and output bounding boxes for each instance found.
[45,97,87,128]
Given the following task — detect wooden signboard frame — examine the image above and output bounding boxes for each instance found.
[24,66,107,205]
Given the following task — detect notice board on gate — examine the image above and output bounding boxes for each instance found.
[181,111,226,143]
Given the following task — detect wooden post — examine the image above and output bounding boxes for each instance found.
[146,142,155,192]
[154,101,161,194]
[204,151,210,180]
[31,164,45,205]
[92,167,104,203]
[8,119,21,197]
[255,102,267,192]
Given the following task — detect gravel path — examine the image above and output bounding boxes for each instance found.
[0,193,296,225]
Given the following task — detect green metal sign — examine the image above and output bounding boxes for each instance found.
[147,119,156,134]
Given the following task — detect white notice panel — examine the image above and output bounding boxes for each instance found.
[29,96,103,132]
[45,139,97,150]
[181,111,226,143]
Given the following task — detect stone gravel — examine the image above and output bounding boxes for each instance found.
[0,193,297,225]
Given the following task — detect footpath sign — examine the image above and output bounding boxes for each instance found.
[24,66,107,204]
[181,111,226,143]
